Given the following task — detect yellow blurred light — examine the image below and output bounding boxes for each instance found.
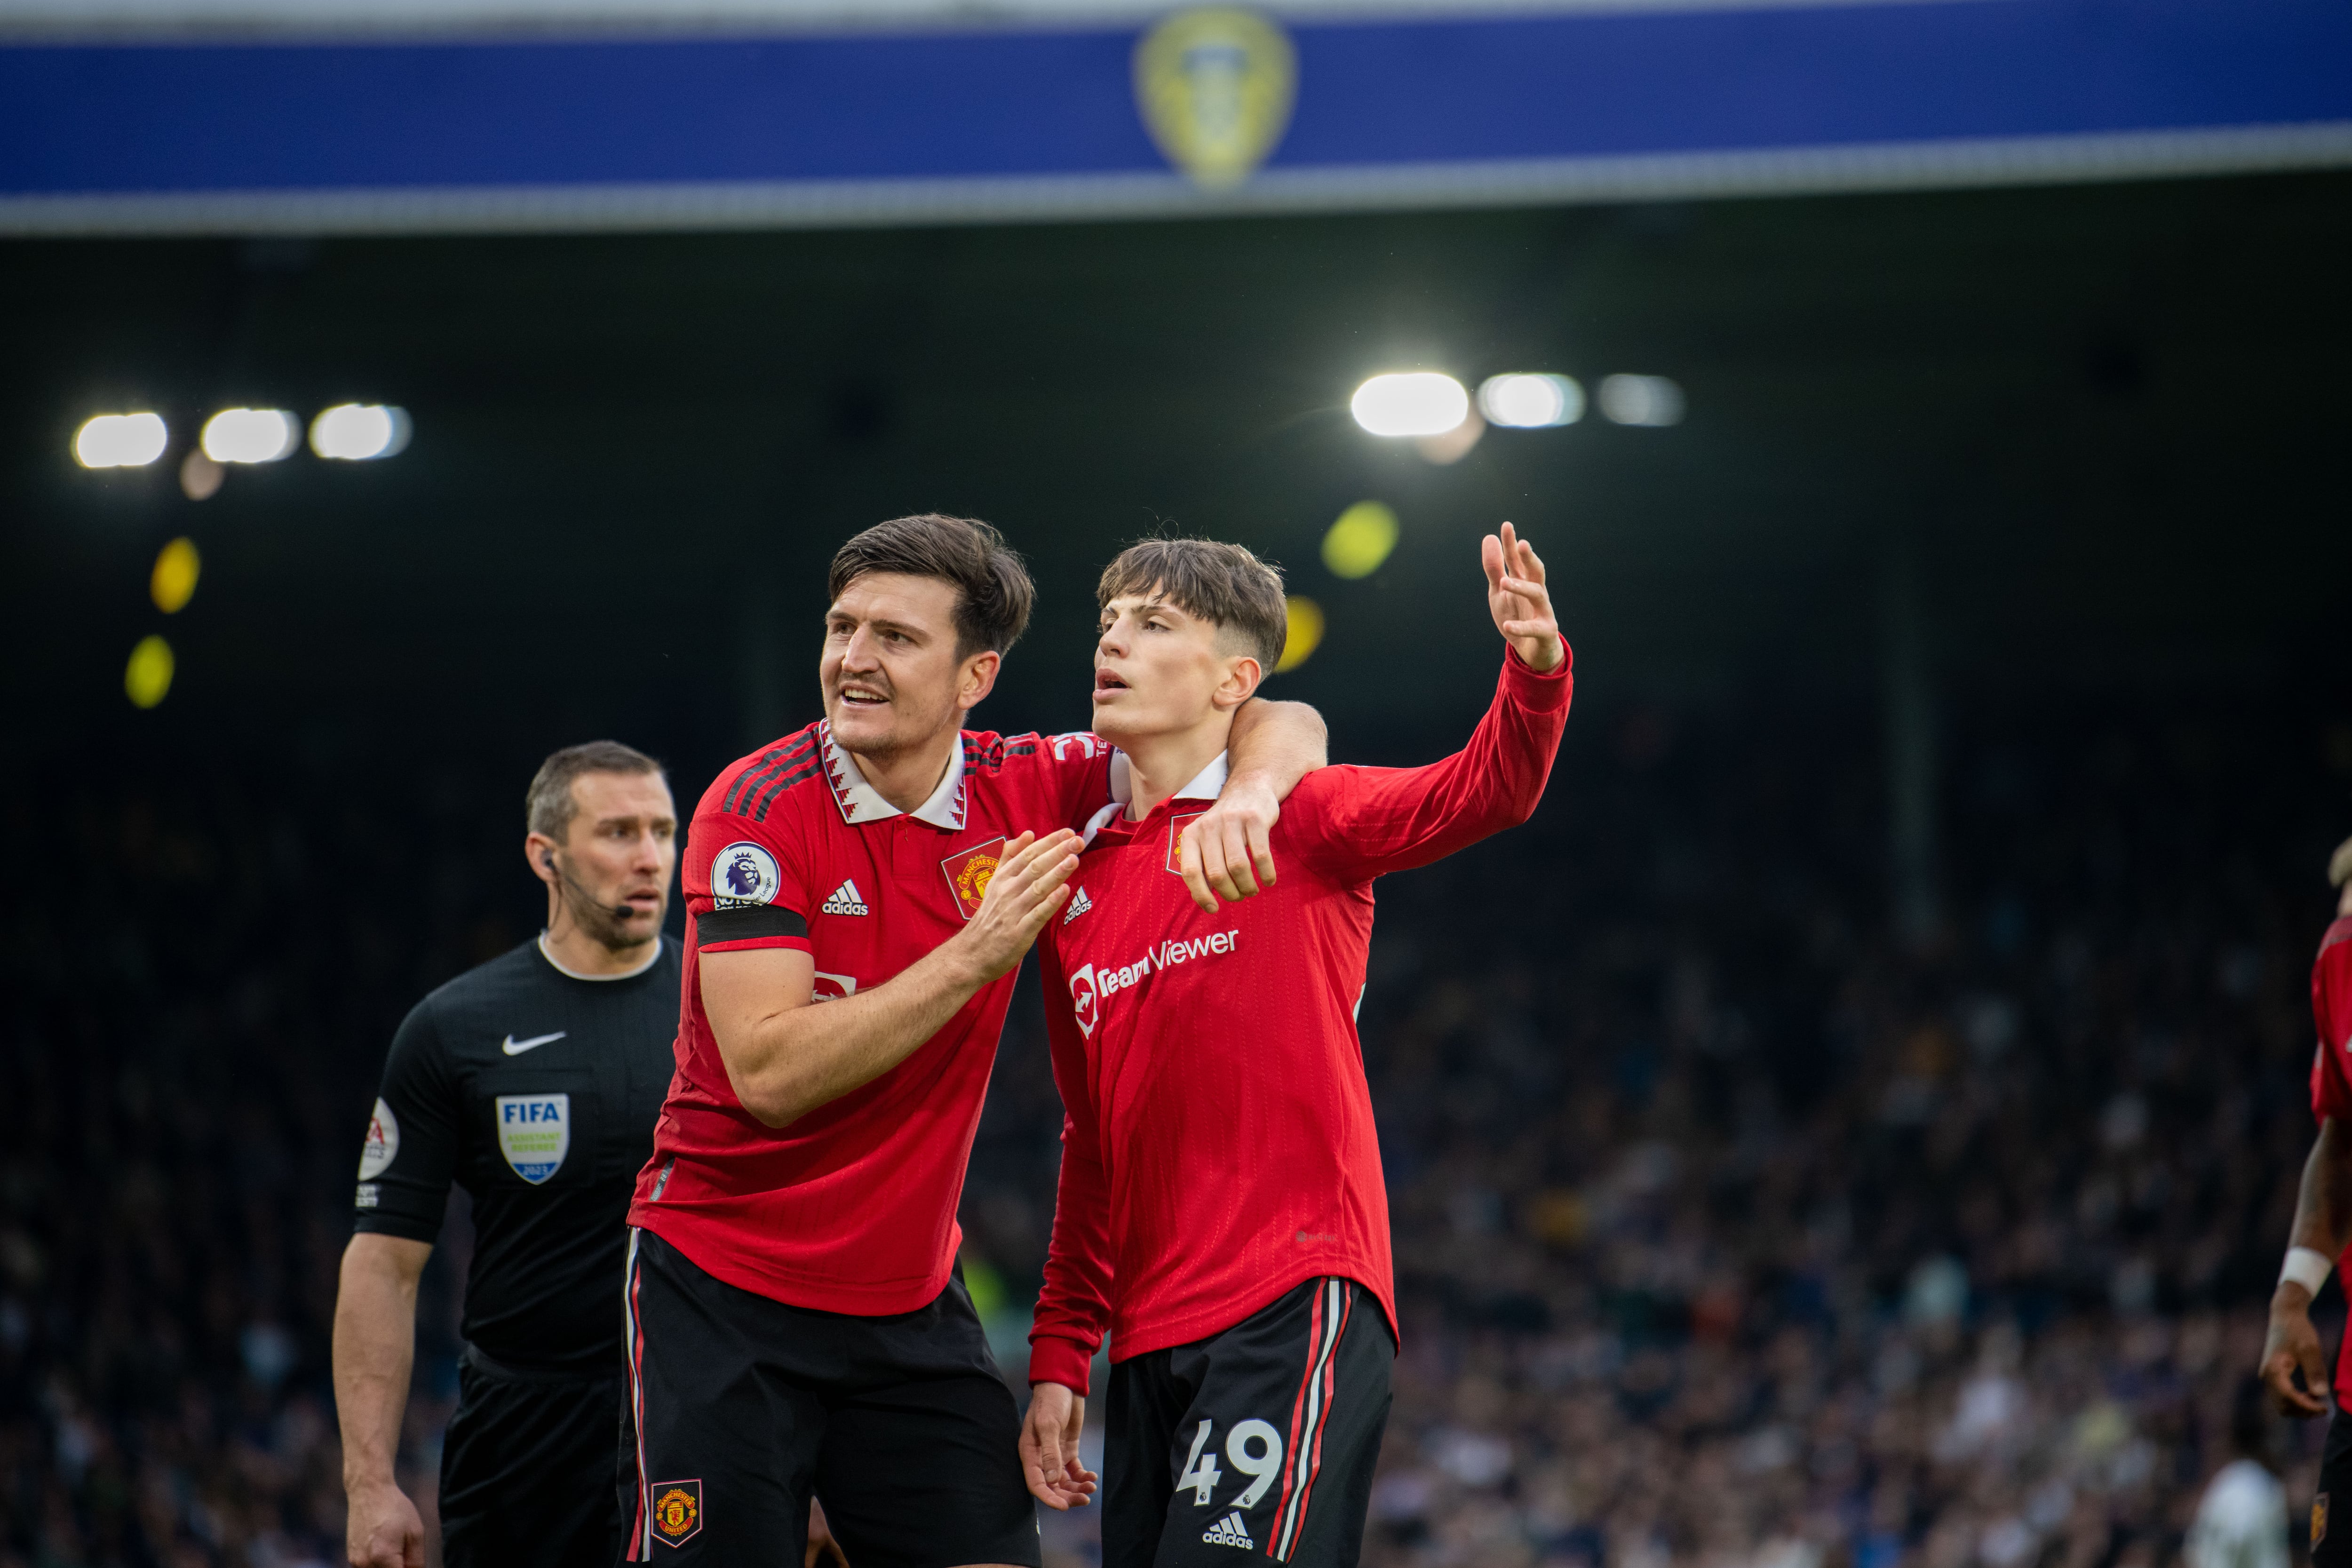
[74,412,168,468]
[1276,596,1324,673]
[1322,501,1398,579]
[125,635,175,708]
[151,537,200,613]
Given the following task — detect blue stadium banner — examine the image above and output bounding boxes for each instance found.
[2,0,2348,233]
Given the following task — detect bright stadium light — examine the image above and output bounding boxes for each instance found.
[201,408,299,464]
[74,412,169,468]
[310,403,411,461]
[1351,373,1469,438]
[1478,374,1584,429]
[1597,374,1686,427]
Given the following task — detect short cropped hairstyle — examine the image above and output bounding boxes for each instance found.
[828,514,1036,659]
[2331,835,2352,889]
[526,740,666,842]
[1097,537,1288,672]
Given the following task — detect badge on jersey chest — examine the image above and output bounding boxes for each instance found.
[495,1093,571,1184]
[941,837,1008,920]
[1167,810,1208,876]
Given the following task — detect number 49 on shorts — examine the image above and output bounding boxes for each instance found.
[1178,1419,1284,1507]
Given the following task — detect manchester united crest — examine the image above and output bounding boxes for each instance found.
[2315,1492,2330,1550]
[1165,810,1208,876]
[940,838,1007,921]
[651,1479,702,1546]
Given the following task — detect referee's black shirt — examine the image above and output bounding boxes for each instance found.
[352,935,680,1377]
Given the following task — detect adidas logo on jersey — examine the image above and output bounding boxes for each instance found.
[821,879,870,917]
[1064,886,1094,924]
[1202,1512,1254,1550]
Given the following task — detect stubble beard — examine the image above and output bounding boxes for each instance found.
[557,871,660,957]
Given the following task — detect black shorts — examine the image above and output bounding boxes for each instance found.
[438,1346,625,1568]
[1105,1277,1394,1568]
[2316,1411,2352,1566]
[620,1227,1041,1568]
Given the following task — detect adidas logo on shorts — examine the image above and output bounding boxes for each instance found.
[821,879,870,917]
[1064,886,1094,924]
[1203,1512,1254,1550]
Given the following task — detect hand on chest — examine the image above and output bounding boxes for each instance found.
[801,820,1021,992]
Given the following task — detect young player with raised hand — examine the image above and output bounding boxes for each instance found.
[1020,525,1571,1568]
[620,514,1328,1568]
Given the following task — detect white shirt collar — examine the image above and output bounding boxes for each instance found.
[1084,749,1227,842]
[821,721,968,830]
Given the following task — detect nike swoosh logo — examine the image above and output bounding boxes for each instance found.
[501,1031,567,1056]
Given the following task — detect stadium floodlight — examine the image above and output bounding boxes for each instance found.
[74,412,169,468]
[1350,373,1469,438]
[310,404,411,461]
[201,408,300,464]
[1597,374,1685,427]
[1478,374,1584,429]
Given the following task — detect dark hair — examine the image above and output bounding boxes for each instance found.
[828,514,1036,659]
[1097,537,1288,671]
[526,740,665,842]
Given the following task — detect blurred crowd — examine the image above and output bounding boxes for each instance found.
[5,692,2349,1568]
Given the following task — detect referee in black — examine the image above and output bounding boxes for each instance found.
[333,740,680,1568]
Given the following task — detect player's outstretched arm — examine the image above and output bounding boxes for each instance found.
[334,1233,433,1568]
[702,829,1081,1127]
[1021,1381,1098,1511]
[2264,1116,2352,1416]
[1176,698,1328,913]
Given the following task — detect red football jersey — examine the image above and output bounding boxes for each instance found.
[628,720,1112,1315]
[1027,651,1572,1392]
[2307,917,2352,1397]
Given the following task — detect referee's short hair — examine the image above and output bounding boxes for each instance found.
[527,741,666,843]
[828,514,1035,660]
[1098,537,1288,673]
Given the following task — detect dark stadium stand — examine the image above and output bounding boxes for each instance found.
[5,688,2345,1567]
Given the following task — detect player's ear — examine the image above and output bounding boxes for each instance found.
[957,647,1001,713]
[1214,654,1263,711]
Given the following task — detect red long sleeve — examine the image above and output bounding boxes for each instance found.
[1289,645,1571,883]
[1030,947,1116,1393]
